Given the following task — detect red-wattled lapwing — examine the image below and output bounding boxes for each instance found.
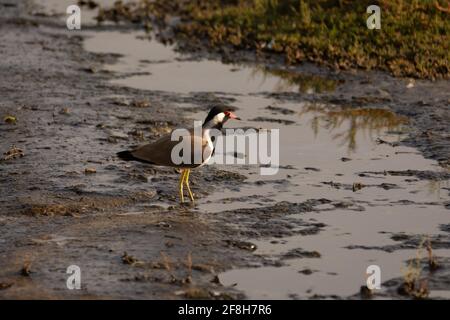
[117,106,240,203]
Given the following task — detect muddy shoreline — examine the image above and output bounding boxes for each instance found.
[0,0,254,299]
[1,0,449,299]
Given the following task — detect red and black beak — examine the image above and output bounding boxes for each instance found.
[225,111,241,120]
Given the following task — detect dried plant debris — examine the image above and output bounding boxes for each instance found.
[21,261,32,277]
[352,182,365,192]
[59,107,70,115]
[29,204,74,217]
[397,237,441,299]
[376,138,400,147]
[77,0,98,9]
[225,240,257,251]
[359,285,373,299]
[0,282,14,290]
[131,99,151,108]
[121,252,143,266]
[426,239,440,272]
[3,115,17,124]
[160,251,192,285]
[2,145,24,161]
[84,167,97,174]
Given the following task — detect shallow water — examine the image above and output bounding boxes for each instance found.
[23,0,450,297]
[81,29,450,299]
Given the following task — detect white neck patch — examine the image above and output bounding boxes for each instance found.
[214,112,226,124]
[205,112,226,128]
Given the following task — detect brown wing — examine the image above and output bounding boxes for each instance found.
[131,129,208,168]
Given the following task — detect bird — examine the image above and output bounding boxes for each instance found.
[117,106,240,203]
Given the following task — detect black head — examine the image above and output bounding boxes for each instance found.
[203,106,240,129]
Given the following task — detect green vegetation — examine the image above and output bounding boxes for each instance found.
[97,0,450,79]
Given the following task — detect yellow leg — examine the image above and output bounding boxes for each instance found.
[179,169,187,203]
[184,169,195,202]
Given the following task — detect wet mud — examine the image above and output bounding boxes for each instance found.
[1,0,449,299]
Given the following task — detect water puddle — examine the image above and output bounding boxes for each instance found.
[219,207,450,299]
[78,22,449,298]
[85,31,337,94]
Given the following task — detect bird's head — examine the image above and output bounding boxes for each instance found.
[203,106,240,129]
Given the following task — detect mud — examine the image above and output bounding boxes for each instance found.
[0,0,449,300]
[0,0,253,299]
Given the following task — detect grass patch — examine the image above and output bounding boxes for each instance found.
[97,0,450,79]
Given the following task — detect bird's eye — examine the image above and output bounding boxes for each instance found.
[224,111,230,117]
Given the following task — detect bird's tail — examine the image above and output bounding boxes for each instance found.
[117,150,136,161]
